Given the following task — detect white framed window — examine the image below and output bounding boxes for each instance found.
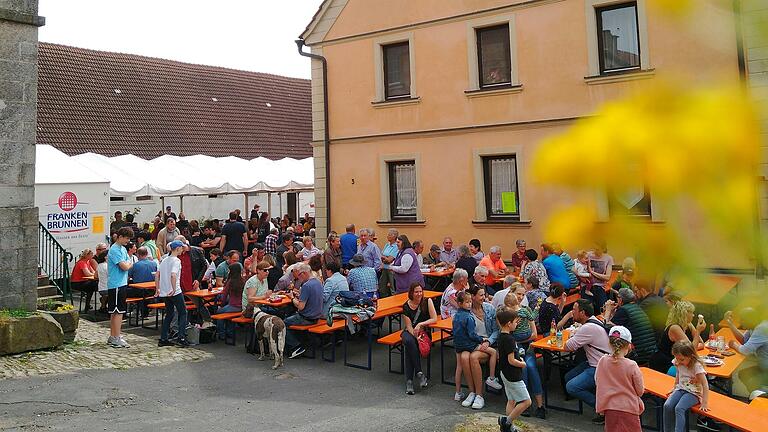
[472,146,528,223]
[482,155,520,220]
[373,32,417,103]
[595,166,664,222]
[388,161,417,220]
[379,154,422,222]
[585,0,650,77]
[466,14,520,92]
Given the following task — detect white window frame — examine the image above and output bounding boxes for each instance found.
[596,186,665,222]
[373,32,417,103]
[466,13,520,92]
[379,154,423,222]
[585,0,650,77]
[473,145,528,222]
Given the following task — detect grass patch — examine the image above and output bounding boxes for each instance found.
[0,309,35,319]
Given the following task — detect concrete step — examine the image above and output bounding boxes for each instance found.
[37,295,64,304]
[37,284,59,298]
[38,274,50,287]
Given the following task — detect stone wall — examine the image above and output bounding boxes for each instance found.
[0,0,42,310]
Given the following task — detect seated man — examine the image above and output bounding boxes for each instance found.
[439,237,458,267]
[562,299,611,424]
[478,246,507,295]
[552,243,578,291]
[423,244,449,290]
[215,250,241,288]
[127,246,157,317]
[412,240,425,268]
[346,254,378,297]
[473,266,489,292]
[322,261,349,315]
[275,263,301,292]
[603,288,656,364]
[491,275,518,309]
[284,263,325,359]
[541,243,570,289]
[633,279,669,341]
[725,308,768,396]
[129,247,156,284]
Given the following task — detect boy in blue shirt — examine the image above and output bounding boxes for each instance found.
[107,227,134,348]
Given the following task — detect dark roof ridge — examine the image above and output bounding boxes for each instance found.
[39,42,310,83]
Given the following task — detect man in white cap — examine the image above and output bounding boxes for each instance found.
[156,240,190,347]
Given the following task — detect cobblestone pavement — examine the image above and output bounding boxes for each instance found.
[0,320,213,379]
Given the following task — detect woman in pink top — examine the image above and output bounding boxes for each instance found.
[595,326,644,432]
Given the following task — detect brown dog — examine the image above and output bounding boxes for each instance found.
[253,309,286,369]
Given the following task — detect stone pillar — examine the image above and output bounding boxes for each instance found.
[0,0,44,310]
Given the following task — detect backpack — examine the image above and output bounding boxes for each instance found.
[336,291,374,308]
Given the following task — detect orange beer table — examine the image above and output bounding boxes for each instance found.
[531,330,583,414]
[696,327,747,395]
[640,367,763,432]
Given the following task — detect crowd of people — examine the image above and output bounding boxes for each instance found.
[70,211,767,432]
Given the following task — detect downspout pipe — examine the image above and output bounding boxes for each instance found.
[733,0,765,278]
[296,39,331,235]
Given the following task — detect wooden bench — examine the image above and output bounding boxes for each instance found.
[210,311,242,320]
[640,367,763,431]
[377,329,446,375]
[125,297,147,327]
[308,319,346,362]
[284,319,342,360]
[143,302,196,329]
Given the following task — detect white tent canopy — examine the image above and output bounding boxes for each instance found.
[36,145,314,197]
[36,145,108,185]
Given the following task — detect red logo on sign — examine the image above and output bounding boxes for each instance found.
[58,191,78,212]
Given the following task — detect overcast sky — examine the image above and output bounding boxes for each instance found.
[38,0,324,79]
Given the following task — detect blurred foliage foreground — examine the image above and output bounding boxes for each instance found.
[530,0,767,318]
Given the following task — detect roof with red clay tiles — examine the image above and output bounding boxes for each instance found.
[37,43,312,160]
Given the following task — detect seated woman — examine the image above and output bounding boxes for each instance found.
[71,249,98,312]
[297,236,321,261]
[95,250,109,313]
[216,263,245,339]
[648,300,706,374]
[262,255,283,290]
[243,261,273,316]
[537,283,571,337]
[401,282,438,395]
[505,285,546,418]
[283,250,299,273]
[520,249,550,292]
[308,254,324,282]
[452,290,498,410]
[468,284,502,393]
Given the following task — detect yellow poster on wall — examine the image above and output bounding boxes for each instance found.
[501,192,517,213]
[92,216,104,234]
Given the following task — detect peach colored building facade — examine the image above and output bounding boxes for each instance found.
[301,0,744,267]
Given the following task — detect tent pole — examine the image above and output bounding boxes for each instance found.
[268,192,272,218]
[244,193,249,219]
[180,196,184,213]
[279,193,283,220]
[161,196,165,217]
